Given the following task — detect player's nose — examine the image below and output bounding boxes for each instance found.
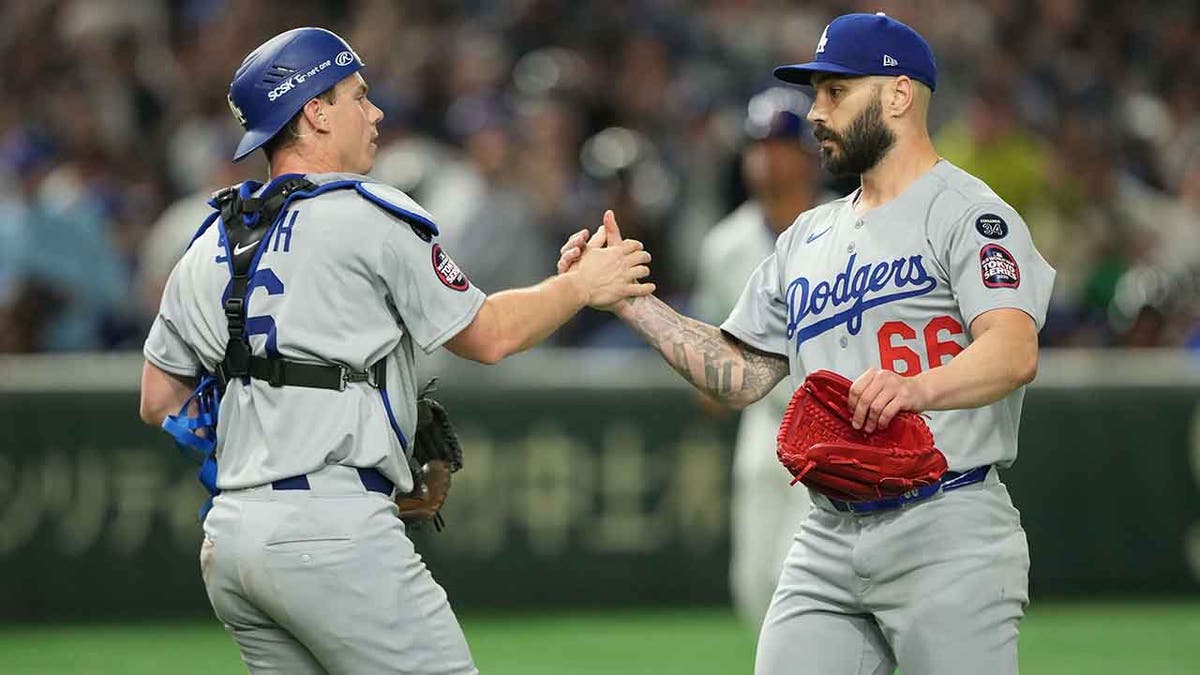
[806,101,824,126]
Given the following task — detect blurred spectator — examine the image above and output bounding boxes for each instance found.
[0,0,1195,352]
[432,96,553,295]
[136,160,258,327]
[936,68,1052,215]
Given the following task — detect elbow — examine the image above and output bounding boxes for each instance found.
[139,399,163,427]
[1017,357,1038,387]
[726,395,752,411]
[469,337,513,365]
[1014,347,1038,387]
[474,345,506,365]
[723,389,759,411]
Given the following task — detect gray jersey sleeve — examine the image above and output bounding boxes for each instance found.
[933,203,1055,329]
[719,246,790,357]
[379,229,487,354]
[143,262,202,376]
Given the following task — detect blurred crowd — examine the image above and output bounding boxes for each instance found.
[0,0,1196,353]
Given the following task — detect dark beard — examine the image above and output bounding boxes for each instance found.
[812,95,896,177]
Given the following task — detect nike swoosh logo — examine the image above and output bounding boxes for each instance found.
[805,225,833,244]
[233,241,259,256]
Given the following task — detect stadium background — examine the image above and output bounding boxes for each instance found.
[0,0,1197,673]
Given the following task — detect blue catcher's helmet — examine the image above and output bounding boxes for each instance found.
[227,27,365,161]
[744,87,815,148]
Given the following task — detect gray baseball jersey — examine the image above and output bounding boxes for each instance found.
[143,172,485,492]
[722,160,1055,471]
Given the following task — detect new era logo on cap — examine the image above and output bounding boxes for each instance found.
[773,13,938,91]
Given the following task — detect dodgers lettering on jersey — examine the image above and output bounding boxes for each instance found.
[143,173,486,492]
[722,160,1055,470]
[784,252,937,348]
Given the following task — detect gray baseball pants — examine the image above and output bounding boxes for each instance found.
[755,469,1029,675]
[200,465,477,674]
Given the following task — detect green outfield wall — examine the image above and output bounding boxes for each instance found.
[0,350,1197,620]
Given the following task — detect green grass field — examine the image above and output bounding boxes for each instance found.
[1,602,1197,674]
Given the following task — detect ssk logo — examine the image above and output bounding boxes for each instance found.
[785,253,937,349]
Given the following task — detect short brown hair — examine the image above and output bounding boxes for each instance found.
[262,87,338,160]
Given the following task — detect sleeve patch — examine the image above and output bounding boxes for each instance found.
[432,244,470,291]
[975,213,1008,239]
[980,244,1020,288]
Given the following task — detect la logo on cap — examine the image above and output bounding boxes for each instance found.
[815,25,829,54]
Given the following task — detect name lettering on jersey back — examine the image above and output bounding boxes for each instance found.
[785,253,937,350]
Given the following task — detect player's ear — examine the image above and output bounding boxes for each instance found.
[887,76,915,118]
[302,98,329,133]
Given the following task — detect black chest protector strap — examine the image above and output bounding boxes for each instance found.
[213,177,385,392]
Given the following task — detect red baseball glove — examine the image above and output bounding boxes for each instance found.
[776,369,947,502]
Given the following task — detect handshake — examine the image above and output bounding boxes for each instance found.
[556,210,656,311]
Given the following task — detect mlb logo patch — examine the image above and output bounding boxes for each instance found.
[980,244,1020,288]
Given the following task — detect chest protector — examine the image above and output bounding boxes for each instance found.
[162,174,437,518]
[210,176,388,391]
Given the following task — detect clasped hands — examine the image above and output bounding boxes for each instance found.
[558,210,654,310]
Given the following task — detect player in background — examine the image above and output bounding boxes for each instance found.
[560,13,1054,675]
[691,87,824,630]
[138,28,652,675]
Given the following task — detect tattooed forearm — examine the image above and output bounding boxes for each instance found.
[616,296,788,407]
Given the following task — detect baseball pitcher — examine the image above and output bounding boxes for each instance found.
[560,13,1054,675]
[138,27,652,675]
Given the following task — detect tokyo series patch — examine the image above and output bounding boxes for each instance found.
[980,244,1020,288]
[432,244,470,291]
[974,213,1008,239]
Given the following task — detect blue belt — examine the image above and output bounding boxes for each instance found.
[272,467,394,495]
[827,465,991,515]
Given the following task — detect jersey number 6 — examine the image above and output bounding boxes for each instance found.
[876,316,964,376]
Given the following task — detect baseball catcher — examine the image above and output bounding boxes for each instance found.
[776,369,947,503]
[138,24,653,674]
[395,380,463,530]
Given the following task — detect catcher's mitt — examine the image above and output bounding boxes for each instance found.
[776,369,947,502]
[395,379,463,530]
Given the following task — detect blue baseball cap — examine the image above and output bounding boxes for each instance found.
[228,27,365,161]
[773,13,937,91]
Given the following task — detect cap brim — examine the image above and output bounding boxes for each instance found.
[773,62,867,86]
[232,128,275,162]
